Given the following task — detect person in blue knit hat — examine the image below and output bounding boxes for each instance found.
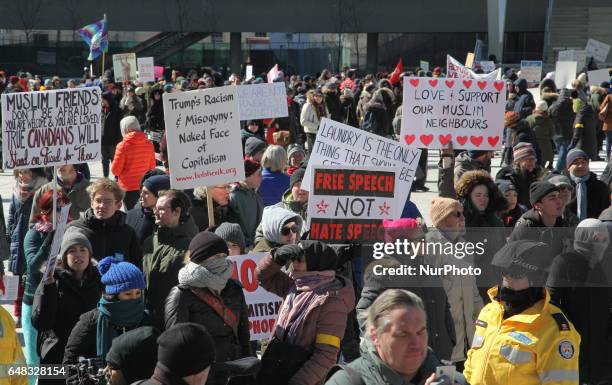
[63,256,150,364]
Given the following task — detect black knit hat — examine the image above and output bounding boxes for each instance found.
[529,181,559,206]
[290,166,306,189]
[188,231,229,264]
[300,240,338,271]
[142,175,170,197]
[105,327,160,383]
[157,323,215,377]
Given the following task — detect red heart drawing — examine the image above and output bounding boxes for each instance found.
[429,79,438,87]
[420,134,434,146]
[493,81,504,92]
[470,136,483,147]
[477,81,487,90]
[445,80,455,88]
[404,134,416,145]
[462,80,472,89]
[456,136,468,145]
[487,136,500,147]
[409,79,419,87]
[438,134,452,146]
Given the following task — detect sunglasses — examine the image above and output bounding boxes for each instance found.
[281,226,299,236]
[452,211,464,218]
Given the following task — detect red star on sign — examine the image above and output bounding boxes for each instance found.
[379,201,391,216]
[316,200,329,214]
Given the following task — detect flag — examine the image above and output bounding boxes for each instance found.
[389,58,403,85]
[267,64,279,83]
[78,15,108,61]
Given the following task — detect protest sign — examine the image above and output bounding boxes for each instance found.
[520,61,543,84]
[400,76,506,151]
[163,86,244,190]
[307,166,398,243]
[465,52,475,68]
[1,88,102,170]
[0,275,20,301]
[237,82,288,121]
[301,118,420,218]
[585,38,610,63]
[137,57,155,83]
[154,66,165,80]
[478,61,496,73]
[112,53,137,82]
[558,50,587,67]
[446,55,501,80]
[228,253,282,341]
[528,88,541,105]
[588,69,611,86]
[245,65,253,81]
[555,61,577,89]
[420,60,430,73]
[42,203,72,282]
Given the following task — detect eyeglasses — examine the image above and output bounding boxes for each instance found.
[214,185,232,191]
[281,226,299,236]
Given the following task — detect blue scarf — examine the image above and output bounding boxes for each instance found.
[96,296,145,358]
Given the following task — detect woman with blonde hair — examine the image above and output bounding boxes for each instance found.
[259,145,290,206]
[300,90,329,151]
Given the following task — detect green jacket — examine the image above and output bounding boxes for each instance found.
[142,215,199,328]
[229,182,264,248]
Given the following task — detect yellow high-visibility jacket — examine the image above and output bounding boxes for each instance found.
[464,287,580,385]
[0,306,27,385]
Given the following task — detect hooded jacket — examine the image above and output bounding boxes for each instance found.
[254,189,309,245]
[437,152,491,199]
[111,130,156,192]
[525,113,555,166]
[253,206,303,252]
[229,182,265,248]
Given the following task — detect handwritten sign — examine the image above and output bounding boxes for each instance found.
[302,118,420,219]
[228,253,282,341]
[588,68,611,87]
[245,65,253,81]
[558,50,587,67]
[447,55,501,80]
[307,166,397,243]
[237,82,288,121]
[520,61,543,85]
[400,77,506,150]
[112,53,137,83]
[163,86,244,189]
[585,38,611,63]
[43,203,72,282]
[137,57,155,83]
[478,61,496,73]
[555,61,577,89]
[0,275,20,301]
[420,60,430,73]
[1,88,102,170]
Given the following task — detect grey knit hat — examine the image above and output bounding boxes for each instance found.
[59,229,93,260]
[214,222,246,252]
[245,137,267,158]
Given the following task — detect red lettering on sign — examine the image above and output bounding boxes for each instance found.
[240,259,258,292]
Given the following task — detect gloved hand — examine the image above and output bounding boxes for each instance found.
[272,244,302,266]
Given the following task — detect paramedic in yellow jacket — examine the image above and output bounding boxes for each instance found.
[0,305,27,385]
[464,240,580,385]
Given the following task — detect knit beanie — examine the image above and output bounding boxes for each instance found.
[290,166,306,189]
[106,327,160,383]
[382,218,424,243]
[188,231,229,264]
[214,223,246,252]
[120,116,141,136]
[59,230,93,261]
[98,257,145,295]
[245,137,267,158]
[261,206,304,244]
[142,175,170,197]
[430,197,463,228]
[287,145,306,161]
[157,323,215,377]
[495,180,517,194]
[244,158,261,178]
[513,142,536,163]
[566,148,588,168]
[535,100,548,112]
[529,181,559,206]
[545,174,574,190]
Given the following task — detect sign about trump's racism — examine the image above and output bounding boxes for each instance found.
[400,77,506,150]
[307,166,398,243]
[1,88,102,170]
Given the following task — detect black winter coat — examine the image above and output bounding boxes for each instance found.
[31,269,101,366]
[126,202,156,243]
[565,171,610,220]
[102,103,122,146]
[189,197,239,232]
[549,89,575,141]
[509,209,572,258]
[495,166,542,208]
[323,89,343,122]
[7,194,33,275]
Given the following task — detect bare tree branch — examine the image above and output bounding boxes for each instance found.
[11,0,44,44]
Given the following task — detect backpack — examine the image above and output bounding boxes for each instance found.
[325,364,365,385]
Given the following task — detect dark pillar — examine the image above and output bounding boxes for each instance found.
[230,32,242,74]
[366,33,379,73]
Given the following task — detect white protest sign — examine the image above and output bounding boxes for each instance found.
[558,50,587,67]
[307,166,398,243]
[520,61,543,84]
[1,88,102,170]
[43,203,72,282]
[555,61,578,89]
[400,77,506,151]
[163,86,244,189]
[0,275,20,301]
[478,61,496,73]
[527,88,541,105]
[237,82,288,121]
[585,38,610,63]
[112,53,137,83]
[465,53,475,69]
[420,60,430,73]
[446,55,501,80]
[588,69,611,86]
[137,57,155,83]
[302,118,420,219]
[228,253,282,341]
[245,65,253,81]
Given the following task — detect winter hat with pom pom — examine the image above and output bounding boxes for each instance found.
[97,257,145,295]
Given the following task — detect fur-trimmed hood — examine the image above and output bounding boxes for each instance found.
[455,170,507,212]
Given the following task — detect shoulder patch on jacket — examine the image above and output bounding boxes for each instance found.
[551,313,571,331]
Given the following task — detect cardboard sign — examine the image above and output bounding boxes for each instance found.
[137,57,155,83]
[585,38,611,63]
[237,82,288,121]
[307,166,397,243]
[478,61,496,73]
[112,53,137,83]
[465,52,475,69]
[0,275,20,301]
[162,86,244,189]
[43,203,72,282]
[555,61,578,89]
[301,118,420,218]
[228,253,283,341]
[446,55,501,80]
[1,88,102,170]
[558,50,587,67]
[520,61,543,85]
[420,61,430,73]
[245,65,253,81]
[400,77,506,150]
[588,69,611,87]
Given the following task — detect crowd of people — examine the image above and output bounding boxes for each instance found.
[0,61,611,385]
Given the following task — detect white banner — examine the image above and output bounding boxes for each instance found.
[555,61,578,89]
[446,55,501,80]
[1,88,102,170]
[520,60,543,84]
[137,57,155,83]
[113,53,137,83]
[588,69,611,87]
[302,118,420,219]
[237,82,288,121]
[585,38,611,63]
[162,86,245,189]
[228,253,283,341]
[400,77,506,150]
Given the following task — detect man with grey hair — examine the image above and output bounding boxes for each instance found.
[326,289,466,385]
